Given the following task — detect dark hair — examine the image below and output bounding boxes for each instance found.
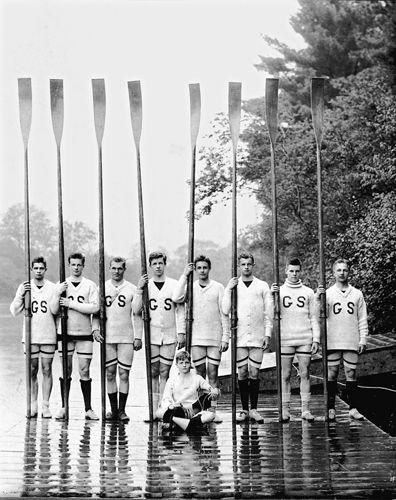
[68,252,85,266]
[149,251,167,265]
[31,256,47,269]
[287,257,302,268]
[175,350,191,363]
[332,258,350,271]
[109,256,126,269]
[194,255,211,270]
[238,252,254,264]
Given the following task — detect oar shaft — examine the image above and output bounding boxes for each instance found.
[24,146,32,419]
[316,146,329,415]
[56,145,69,420]
[231,148,238,416]
[186,145,196,354]
[97,145,107,420]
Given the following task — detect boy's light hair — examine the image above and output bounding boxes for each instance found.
[175,350,191,363]
[332,258,350,271]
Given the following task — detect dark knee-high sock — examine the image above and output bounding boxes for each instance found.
[327,381,337,409]
[238,379,249,411]
[80,379,92,412]
[346,381,358,409]
[59,377,71,407]
[108,392,118,414]
[249,378,260,410]
[119,392,128,413]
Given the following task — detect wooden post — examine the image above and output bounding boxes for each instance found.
[186,83,201,353]
[228,82,242,421]
[50,79,69,420]
[18,78,32,419]
[311,77,329,419]
[127,81,153,422]
[265,78,282,422]
[92,78,107,421]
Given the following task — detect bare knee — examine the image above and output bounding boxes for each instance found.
[345,367,356,381]
[106,366,117,383]
[159,364,170,380]
[151,362,160,378]
[119,368,130,384]
[195,363,206,378]
[238,365,248,380]
[41,360,53,378]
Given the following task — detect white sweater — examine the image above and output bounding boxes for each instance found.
[10,279,57,344]
[132,277,185,345]
[279,280,320,346]
[104,279,143,343]
[161,371,212,409]
[172,276,230,346]
[53,277,99,337]
[326,284,368,350]
[222,277,273,347]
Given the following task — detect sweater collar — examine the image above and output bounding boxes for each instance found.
[284,279,302,288]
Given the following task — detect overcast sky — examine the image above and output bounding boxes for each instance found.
[0,0,305,256]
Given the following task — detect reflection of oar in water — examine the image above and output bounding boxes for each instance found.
[50,79,69,420]
[127,81,153,422]
[228,82,242,423]
[185,83,201,354]
[265,78,282,421]
[17,78,32,419]
[92,78,107,420]
[311,77,329,419]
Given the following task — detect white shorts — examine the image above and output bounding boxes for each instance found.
[106,344,134,370]
[192,346,221,367]
[58,339,93,359]
[151,343,176,366]
[327,350,358,370]
[281,344,312,359]
[24,343,56,359]
[237,347,263,369]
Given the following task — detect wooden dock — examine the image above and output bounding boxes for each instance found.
[0,394,395,499]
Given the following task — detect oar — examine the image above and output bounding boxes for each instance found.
[50,79,69,420]
[186,83,201,354]
[265,78,282,422]
[311,77,329,420]
[92,78,107,421]
[228,82,242,421]
[127,80,153,422]
[18,78,32,419]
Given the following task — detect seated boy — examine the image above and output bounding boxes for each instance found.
[157,350,219,431]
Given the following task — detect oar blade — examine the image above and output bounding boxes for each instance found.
[50,79,64,146]
[189,83,201,148]
[228,82,242,149]
[18,78,32,148]
[265,78,279,146]
[127,80,143,148]
[311,77,325,147]
[92,78,106,146]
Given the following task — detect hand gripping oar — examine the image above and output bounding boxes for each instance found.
[311,77,329,420]
[18,78,32,419]
[92,78,107,421]
[228,82,242,421]
[127,81,153,422]
[186,83,201,354]
[265,78,283,422]
[50,79,69,420]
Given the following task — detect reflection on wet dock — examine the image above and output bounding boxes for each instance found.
[1,395,395,498]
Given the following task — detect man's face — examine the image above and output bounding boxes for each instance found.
[333,263,349,283]
[31,263,46,281]
[69,258,84,278]
[176,357,191,374]
[110,262,125,282]
[285,264,301,284]
[150,258,165,278]
[239,257,254,278]
[195,261,210,281]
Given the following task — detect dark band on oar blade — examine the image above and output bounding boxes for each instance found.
[50,79,64,145]
[92,79,106,145]
[265,78,279,146]
[18,78,32,147]
[311,78,324,147]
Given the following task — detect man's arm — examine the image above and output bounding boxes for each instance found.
[218,284,230,350]
[172,264,192,303]
[62,283,99,314]
[221,278,238,315]
[10,283,27,317]
[131,275,147,314]
[357,292,369,353]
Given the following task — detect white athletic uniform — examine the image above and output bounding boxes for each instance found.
[326,284,368,351]
[132,277,185,345]
[10,279,57,351]
[279,280,320,348]
[222,277,273,347]
[172,276,230,346]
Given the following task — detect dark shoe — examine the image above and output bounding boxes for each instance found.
[106,411,119,421]
[118,411,130,423]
